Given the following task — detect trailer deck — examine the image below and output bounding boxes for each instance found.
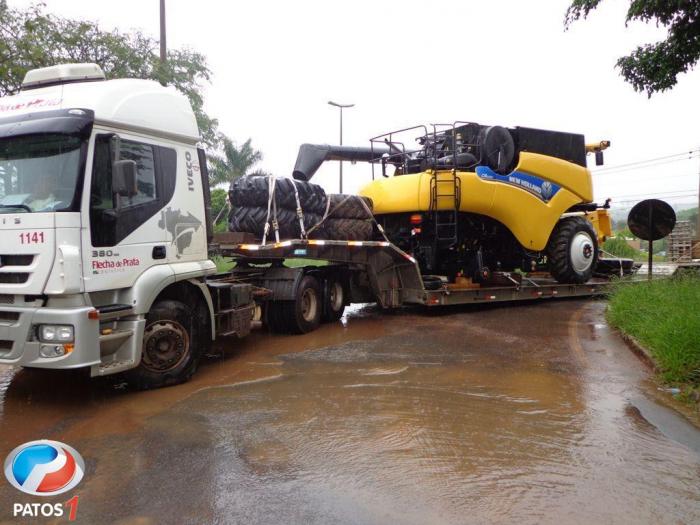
[219,238,617,309]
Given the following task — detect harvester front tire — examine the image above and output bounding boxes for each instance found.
[547,217,598,284]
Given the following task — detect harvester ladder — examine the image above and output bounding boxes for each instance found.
[429,169,460,247]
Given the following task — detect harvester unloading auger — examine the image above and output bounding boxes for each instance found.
[290,122,614,285]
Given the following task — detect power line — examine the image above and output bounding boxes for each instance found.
[592,148,700,174]
[595,172,699,184]
[604,188,697,200]
[592,155,700,176]
[601,193,698,205]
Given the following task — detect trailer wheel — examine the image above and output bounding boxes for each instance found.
[322,278,345,322]
[124,300,201,389]
[547,217,598,284]
[265,275,322,334]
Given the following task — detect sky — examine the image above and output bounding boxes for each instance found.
[8,0,700,209]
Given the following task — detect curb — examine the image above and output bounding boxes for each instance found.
[618,331,658,372]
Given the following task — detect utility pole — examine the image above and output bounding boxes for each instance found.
[696,146,700,258]
[328,101,354,193]
[159,0,167,64]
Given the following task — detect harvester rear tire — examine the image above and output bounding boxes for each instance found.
[327,194,374,219]
[229,206,322,239]
[230,176,327,214]
[325,218,373,241]
[547,217,598,284]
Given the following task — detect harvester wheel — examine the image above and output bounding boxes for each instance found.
[324,218,373,241]
[547,217,599,284]
[327,194,374,219]
[230,176,327,214]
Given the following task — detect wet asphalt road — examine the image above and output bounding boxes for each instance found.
[0,299,699,525]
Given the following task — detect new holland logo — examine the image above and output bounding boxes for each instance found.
[541,180,554,200]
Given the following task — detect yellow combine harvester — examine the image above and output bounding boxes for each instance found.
[293,122,612,284]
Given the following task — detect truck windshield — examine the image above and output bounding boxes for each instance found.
[0,134,84,213]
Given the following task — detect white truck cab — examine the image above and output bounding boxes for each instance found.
[0,63,253,388]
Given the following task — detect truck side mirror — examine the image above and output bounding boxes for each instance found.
[595,150,604,166]
[112,159,138,199]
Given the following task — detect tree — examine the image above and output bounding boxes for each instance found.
[603,236,638,258]
[210,187,229,232]
[0,1,218,146]
[208,136,265,187]
[565,1,700,95]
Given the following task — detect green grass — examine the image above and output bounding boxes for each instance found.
[212,255,235,272]
[283,258,328,268]
[211,256,327,273]
[607,274,700,385]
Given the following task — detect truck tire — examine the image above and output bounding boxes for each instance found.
[325,218,373,241]
[322,278,345,322]
[327,194,374,219]
[547,216,599,284]
[265,275,322,334]
[124,300,201,389]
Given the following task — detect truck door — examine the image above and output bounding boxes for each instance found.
[82,133,176,292]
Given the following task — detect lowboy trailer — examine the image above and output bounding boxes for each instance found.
[217,237,615,334]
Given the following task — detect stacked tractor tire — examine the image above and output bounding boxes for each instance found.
[228,175,374,241]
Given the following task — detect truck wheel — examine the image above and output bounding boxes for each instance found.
[124,300,201,389]
[265,275,322,334]
[322,278,345,322]
[547,217,598,284]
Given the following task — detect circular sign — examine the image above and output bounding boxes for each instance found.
[627,199,676,241]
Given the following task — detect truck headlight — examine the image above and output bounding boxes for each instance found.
[38,324,74,343]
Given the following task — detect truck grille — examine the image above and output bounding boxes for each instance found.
[0,273,29,284]
[0,255,34,266]
[0,311,20,323]
[0,295,13,304]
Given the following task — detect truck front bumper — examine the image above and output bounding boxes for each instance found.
[0,305,101,370]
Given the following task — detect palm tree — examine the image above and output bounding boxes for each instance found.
[208,136,264,187]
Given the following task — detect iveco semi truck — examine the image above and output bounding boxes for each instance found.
[0,63,256,388]
[0,63,623,388]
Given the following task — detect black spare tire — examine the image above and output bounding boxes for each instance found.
[327,194,374,219]
[228,206,322,239]
[324,218,373,241]
[229,176,327,215]
[478,126,515,174]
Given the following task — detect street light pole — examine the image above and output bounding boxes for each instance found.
[328,101,354,193]
[159,0,167,64]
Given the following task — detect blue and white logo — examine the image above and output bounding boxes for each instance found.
[541,180,554,200]
[4,440,85,496]
[476,166,561,202]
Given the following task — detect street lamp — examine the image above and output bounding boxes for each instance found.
[328,100,354,193]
